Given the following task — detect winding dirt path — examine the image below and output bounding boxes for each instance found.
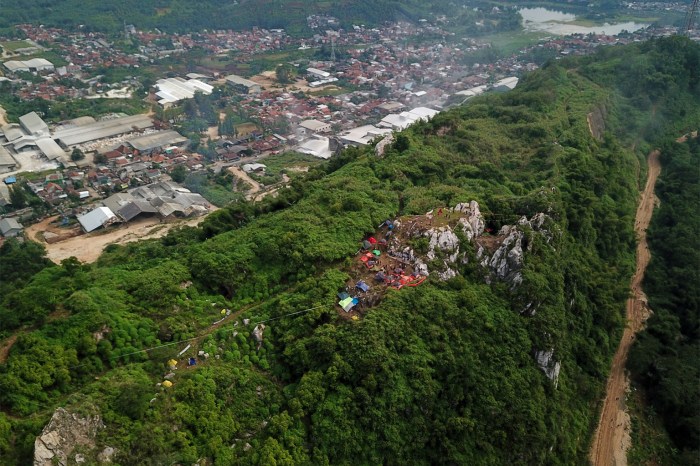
[590,149,660,466]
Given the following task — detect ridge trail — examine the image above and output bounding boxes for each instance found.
[589,148,660,466]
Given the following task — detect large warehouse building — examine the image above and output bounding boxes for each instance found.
[53,114,154,147]
[126,130,188,154]
[155,77,213,106]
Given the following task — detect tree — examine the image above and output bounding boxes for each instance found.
[8,184,27,208]
[276,64,297,85]
[170,164,188,183]
[70,148,85,161]
[394,134,410,152]
[93,152,107,165]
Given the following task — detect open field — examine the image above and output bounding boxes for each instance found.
[0,40,33,52]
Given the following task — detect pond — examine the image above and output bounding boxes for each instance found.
[519,7,648,36]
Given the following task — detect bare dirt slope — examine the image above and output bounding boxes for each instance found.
[26,214,213,264]
[589,149,660,466]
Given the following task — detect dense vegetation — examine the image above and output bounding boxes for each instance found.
[628,137,700,465]
[0,37,698,464]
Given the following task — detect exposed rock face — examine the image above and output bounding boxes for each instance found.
[479,213,554,289]
[535,349,561,388]
[34,407,105,466]
[253,324,266,350]
[455,201,485,241]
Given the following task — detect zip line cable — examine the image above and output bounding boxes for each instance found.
[69,304,328,369]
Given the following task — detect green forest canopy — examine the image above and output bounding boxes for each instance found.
[0,37,698,464]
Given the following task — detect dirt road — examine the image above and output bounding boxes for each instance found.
[589,149,660,466]
[227,165,262,200]
[27,214,213,264]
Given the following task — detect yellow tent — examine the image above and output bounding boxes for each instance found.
[167,359,178,368]
[221,309,227,315]
[162,380,173,388]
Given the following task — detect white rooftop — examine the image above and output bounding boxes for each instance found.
[339,125,392,146]
[77,206,116,232]
[155,77,213,105]
[298,136,332,159]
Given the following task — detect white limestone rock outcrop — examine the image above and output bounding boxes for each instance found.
[479,213,555,289]
[34,407,105,466]
[455,201,485,241]
[535,348,561,388]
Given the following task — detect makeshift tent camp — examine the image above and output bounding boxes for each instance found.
[368,237,377,244]
[362,240,372,250]
[338,296,359,312]
[162,380,173,388]
[356,280,370,292]
[337,291,350,300]
[373,250,381,256]
[188,357,197,366]
[167,359,178,369]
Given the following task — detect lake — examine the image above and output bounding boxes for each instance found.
[520,7,648,36]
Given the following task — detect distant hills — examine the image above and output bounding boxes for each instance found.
[0,0,452,34]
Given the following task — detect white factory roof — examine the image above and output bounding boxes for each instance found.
[3,58,53,72]
[127,130,188,151]
[299,120,330,132]
[455,85,487,97]
[409,107,439,120]
[3,61,26,72]
[35,138,67,160]
[155,77,213,105]
[298,136,333,159]
[242,163,267,173]
[493,77,519,91]
[1,124,25,142]
[307,67,331,78]
[339,125,392,146]
[53,114,153,146]
[378,107,439,131]
[0,145,16,168]
[25,58,54,68]
[225,74,259,88]
[77,206,116,232]
[19,112,50,136]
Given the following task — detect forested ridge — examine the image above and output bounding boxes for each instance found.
[0,37,698,465]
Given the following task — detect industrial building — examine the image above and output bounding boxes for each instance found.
[154,77,214,106]
[126,130,188,154]
[225,74,262,94]
[493,77,519,92]
[339,125,392,147]
[377,107,440,131]
[3,58,54,73]
[19,112,50,136]
[34,138,67,161]
[299,119,331,134]
[0,146,17,172]
[77,206,117,233]
[53,114,154,147]
[0,218,24,237]
[102,180,210,222]
[298,136,333,159]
